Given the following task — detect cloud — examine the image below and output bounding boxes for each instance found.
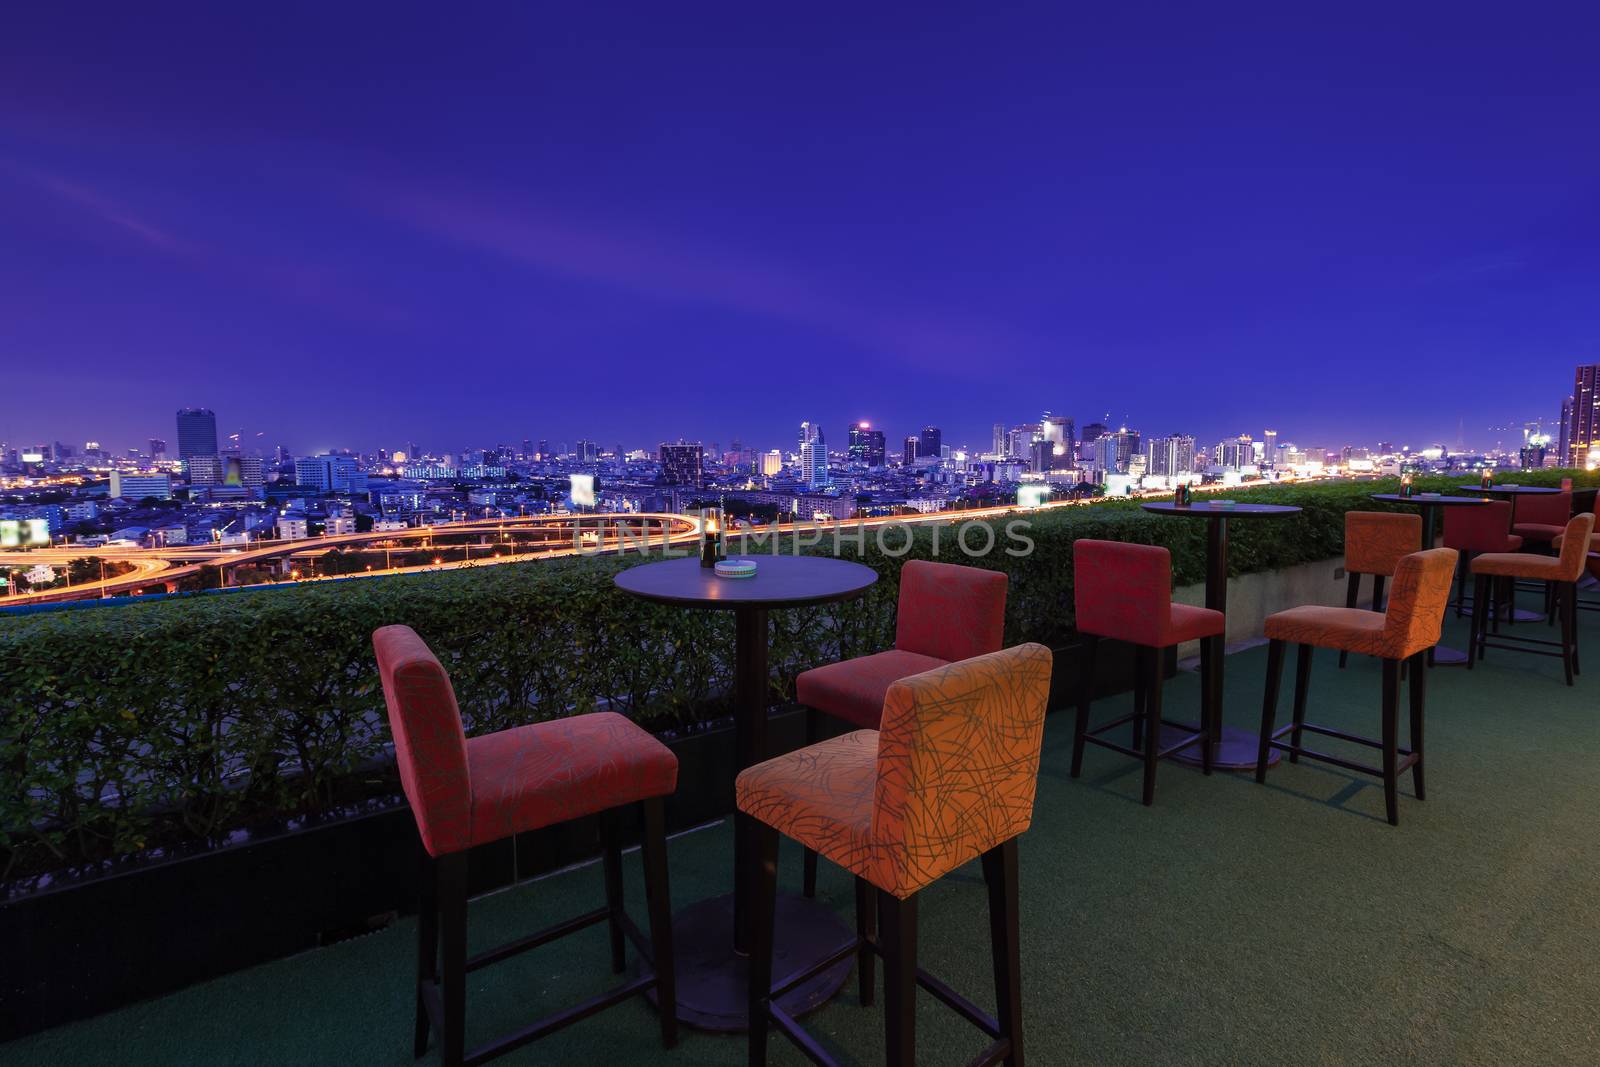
[373,187,1033,368]
[2,162,196,255]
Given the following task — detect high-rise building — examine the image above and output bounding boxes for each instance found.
[919,426,942,462]
[903,436,920,467]
[185,454,223,486]
[760,450,783,477]
[1145,434,1196,477]
[537,440,551,460]
[175,408,218,460]
[294,454,359,494]
[658,441,705,488]
[1567,364,1600,467]
[1263,429,1279,467]
[848,422,886,467]
[1041,415,1076,470]
[1009,423,1040,462]
[221,452,264,488]
[992,423,1007,458]
[148,438,168,460]
[799,421,829,488]
[109,472,173,500]
[1559,396,1573,464]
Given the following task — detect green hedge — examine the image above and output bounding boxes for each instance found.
[3,470,1592,880]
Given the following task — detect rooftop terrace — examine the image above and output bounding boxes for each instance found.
[7,612,1596,1066]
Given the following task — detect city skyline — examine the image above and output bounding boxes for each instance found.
[4,6,1598,451]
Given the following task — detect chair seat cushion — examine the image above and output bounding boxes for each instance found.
[1169,603,1227,644]
[737,730,880,881]
[1263,605,1388,656]
[463,712,677,847]
[1513,522,1565,542]
[797,649,949,729]
[1471,552,1563,579]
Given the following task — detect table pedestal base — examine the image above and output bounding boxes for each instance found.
[1431,645,1471,666]
[1160,723,1282,772]
[655,892,853,1032]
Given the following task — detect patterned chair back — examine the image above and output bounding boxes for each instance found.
[1345,511,1422,576]
[1379,549,1460,660]
[869,642,1052,897]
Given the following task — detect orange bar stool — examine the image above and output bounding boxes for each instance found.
[738,644,1052,1067]
[1510,489,1573,551]
[1338,511,1421,667]
[795,559,1007,896]
[1255,548,1457,826]
[1071,539,1224,805]
[1468,512,1595,685]
[1443,500,1519,617]
[373,625,679,1066]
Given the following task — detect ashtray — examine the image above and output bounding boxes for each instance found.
[714,559,758,579]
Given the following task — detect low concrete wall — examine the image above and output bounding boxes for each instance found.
[1173,554,1368,659]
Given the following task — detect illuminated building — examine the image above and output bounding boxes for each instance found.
[918,426,942,461]
[658,441,705,488]
[175,408,218,460]
[1566,365,1600,467]
[799,421,829,488]
[109,472,173,500]
[848,422,886,466]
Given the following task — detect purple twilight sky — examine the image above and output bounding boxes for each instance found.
[2,2,1598,457]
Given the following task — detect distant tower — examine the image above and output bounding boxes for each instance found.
[175,408,218,460]
[1567,364,1600,467]
[918,426,942,461]
[992,422,1006,457]
[1263,429,1278,467]
[799,421,829,488]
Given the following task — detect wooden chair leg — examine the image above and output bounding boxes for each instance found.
[982,839,1024,1067]
[1131,644,1147,752]
[1468,574,1487,666]
[600,809,627,974]
[1559,581,1576,686]
[746,815,779,1067]
[1142,646,1162,807]
[414,849,437,1058]
[1290,644,1312,763]
[1071,635,1097,777]
[854,876,876,1007]
[1198,635,1216,776]
[1569,581,1582,676]
[802,709,821,898]
[1381,659,1400,827]
[1257,639,1285,783]
[1372,574,1387,614]
[1339,573,1359,668]
[1408,651,1426,802]
[879,888,918,1067]
[640,797,677,1049]
[438,851,469,1067]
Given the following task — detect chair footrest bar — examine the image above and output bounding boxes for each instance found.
[767,1003,836,1067]
[461,973,654,1067]
[770,937,860,1001]
[1477,641,1565,659]
[1267,741,1418,780]
[466,905,610,972]
[964,1038,1014,1067]
[916,966,1002,1038]
[1271,722,1412,755]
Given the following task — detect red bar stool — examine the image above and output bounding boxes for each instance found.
[739,644,1053,1067]
[373,625,679,1066]
[1511,490,1573,551]
[1443,500,1520,617]
[1468,512,1595,685]
[795,559,1007,895]
[1256,548,1458,826]
[1338,512,1420,667]
[1071,539,1224,806]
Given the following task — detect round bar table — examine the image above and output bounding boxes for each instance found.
[1141,501,1301,770]
[614,554,877,1031]
[1370,493,1488,664]
[1457,484,1561,622]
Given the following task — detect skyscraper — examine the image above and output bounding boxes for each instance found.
[903,435,919,467]
[175,408,218,460]
[991,423,1007,458]
[1566,364,1600,467]
[1262,429,1278,467]
[848,422,886,466]
[658,442,705,487]
[1041,415,1075,470]
[919,426,942,461]
[148,438,167,460]
[1145,434,1196,476]
[799,421,829,488]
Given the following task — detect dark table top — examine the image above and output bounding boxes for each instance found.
[1371,493,1489,506]
[1141,501,1302,519]
[1456,484,1563,495]
[613,554,878,610]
